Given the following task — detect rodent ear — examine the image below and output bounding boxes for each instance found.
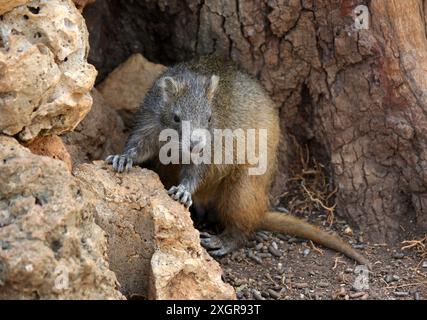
[206,75,220,101]
[159,76,180,102]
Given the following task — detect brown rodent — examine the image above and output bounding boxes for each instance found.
[106,56,370,267]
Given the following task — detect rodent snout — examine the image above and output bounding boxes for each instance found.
[190,132,207,153]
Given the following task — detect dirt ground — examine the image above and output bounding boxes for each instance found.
[196,151,427,301]
[209,212,427,300]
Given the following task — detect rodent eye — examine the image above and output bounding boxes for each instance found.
[173,114,181,123]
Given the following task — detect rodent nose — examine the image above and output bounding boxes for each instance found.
[190,136,205,152]
[190,141,199,152]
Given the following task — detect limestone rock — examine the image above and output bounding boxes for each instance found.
[73,162,155,298]
[25,135,72,172]
[0,0,97,141]
[74,162,236,300]
[149,198,236,300]
[73,0,95,11]
[97,53,166,126]
[62,89,126,167]
[0,0,29,14]
[0,136,124,299]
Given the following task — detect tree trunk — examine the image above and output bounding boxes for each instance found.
[83,0,427,243]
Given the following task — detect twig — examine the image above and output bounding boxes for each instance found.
[402,236,427,257]
[309,240,324,256]
[402,239,425,251]
[332,257,345,270]
[385,281,427,290]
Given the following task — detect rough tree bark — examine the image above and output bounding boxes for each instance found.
[83,0,427,243]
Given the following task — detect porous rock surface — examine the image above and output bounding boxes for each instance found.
[62,89,126,167]
[0,136,124,299]
[0,0,29,14]
[74,162,236,300]
[73,0,95,11]
[0,0,97,141]
[97,53,166,126]
[0,0,235,299]
[25,135,72,172]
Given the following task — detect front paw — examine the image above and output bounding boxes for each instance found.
[168,185,193,208]
[105,153,133,173]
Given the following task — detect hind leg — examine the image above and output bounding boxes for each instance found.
[200,230,245,257]
[200,173,269,256]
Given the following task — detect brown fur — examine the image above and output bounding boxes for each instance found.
[114,56,370,267]
[161,57,369,266]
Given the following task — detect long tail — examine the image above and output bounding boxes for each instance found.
[260,211,371,268]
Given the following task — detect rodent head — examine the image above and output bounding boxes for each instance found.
[157,72,219,152]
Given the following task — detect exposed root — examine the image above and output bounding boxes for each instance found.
[309,240,324,256]
[385,281,427,290]
[401,236,427,257]
[332,257,345,270]
[275,136,337,226]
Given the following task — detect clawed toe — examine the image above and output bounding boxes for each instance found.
[199,232,212,238]
[200,232,238,257]
[105,155,114,164]
[105,153,133,173]
[200,234,223,249]
[168,185,193,208]
[209,248,231,257]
